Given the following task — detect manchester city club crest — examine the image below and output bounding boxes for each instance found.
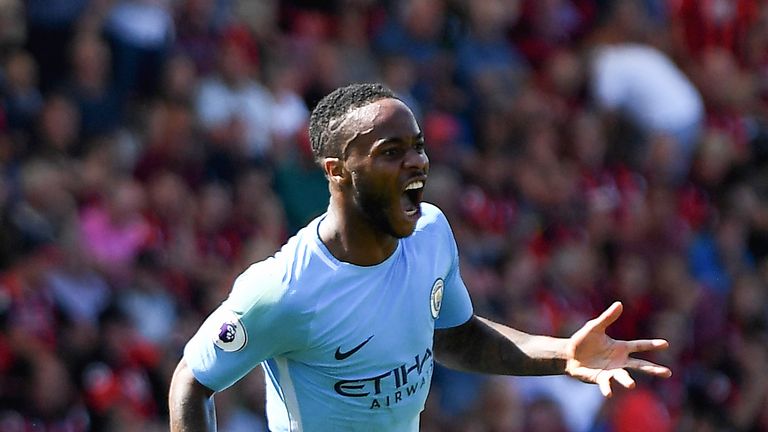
[430,278,444,319]
[213,310,247,352]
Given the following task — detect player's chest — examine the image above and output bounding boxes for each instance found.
[294,249,450,370]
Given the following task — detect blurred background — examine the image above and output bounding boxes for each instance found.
[0,0,767,431]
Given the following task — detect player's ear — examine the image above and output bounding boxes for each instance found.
[323,157,346,185]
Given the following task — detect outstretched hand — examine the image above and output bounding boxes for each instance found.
[565,302,672,397]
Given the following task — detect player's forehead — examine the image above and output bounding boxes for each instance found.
[348,97,411,119]
[340,98,420,140]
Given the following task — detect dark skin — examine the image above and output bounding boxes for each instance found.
[319,98,428,264]
[169,360,215,432]
[169,98,672,431]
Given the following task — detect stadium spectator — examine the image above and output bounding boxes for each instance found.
[0,1,767,430]
[195,26,274,164]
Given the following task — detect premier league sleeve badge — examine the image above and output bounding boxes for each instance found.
[212,310,248,352]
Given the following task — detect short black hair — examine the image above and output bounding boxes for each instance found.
[309,83,397,164]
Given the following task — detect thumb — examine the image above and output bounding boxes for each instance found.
[590,302,623,332]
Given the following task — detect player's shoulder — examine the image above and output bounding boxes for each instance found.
[415,202,450,232]
[225,215,327,312]
[226,256,288,314]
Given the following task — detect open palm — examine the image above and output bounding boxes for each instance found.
[565,302,672,397]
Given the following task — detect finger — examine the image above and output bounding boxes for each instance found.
[591,301,623,332]
[626,358,673,378]
[626,339,669,353]
[611,369,636,389]
[597,372,613,397]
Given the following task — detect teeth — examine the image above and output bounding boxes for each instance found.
[405,180,424,191]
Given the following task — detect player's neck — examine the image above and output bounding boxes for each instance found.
[319,204,398,266]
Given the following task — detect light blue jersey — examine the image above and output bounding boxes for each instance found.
[183,203,473,431]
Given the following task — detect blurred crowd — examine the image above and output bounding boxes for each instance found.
[0,0,767,431]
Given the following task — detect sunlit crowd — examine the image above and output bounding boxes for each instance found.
[1,1,767,431]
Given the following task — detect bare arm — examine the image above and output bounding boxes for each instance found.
[434,315,568,376]
[434,302,673,397]
[169,359,217,432]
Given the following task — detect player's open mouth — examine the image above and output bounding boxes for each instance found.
[402,179,425,218]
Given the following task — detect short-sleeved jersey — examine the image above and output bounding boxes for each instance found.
[183,203,473,431]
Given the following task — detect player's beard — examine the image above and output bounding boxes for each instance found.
[352,176,408,239]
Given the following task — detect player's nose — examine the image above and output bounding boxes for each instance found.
[403,148,429,171]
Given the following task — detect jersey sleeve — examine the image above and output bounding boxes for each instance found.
[433,209,474,329]
[183,259,302,392]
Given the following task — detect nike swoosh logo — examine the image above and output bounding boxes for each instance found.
[334,335,374,360]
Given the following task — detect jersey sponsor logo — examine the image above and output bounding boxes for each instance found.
[213,311,247,352]
[334,347,433,409]
[430,278,444,319]
[334,335,374,360]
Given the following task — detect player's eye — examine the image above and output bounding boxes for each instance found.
[383,147,403,157]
